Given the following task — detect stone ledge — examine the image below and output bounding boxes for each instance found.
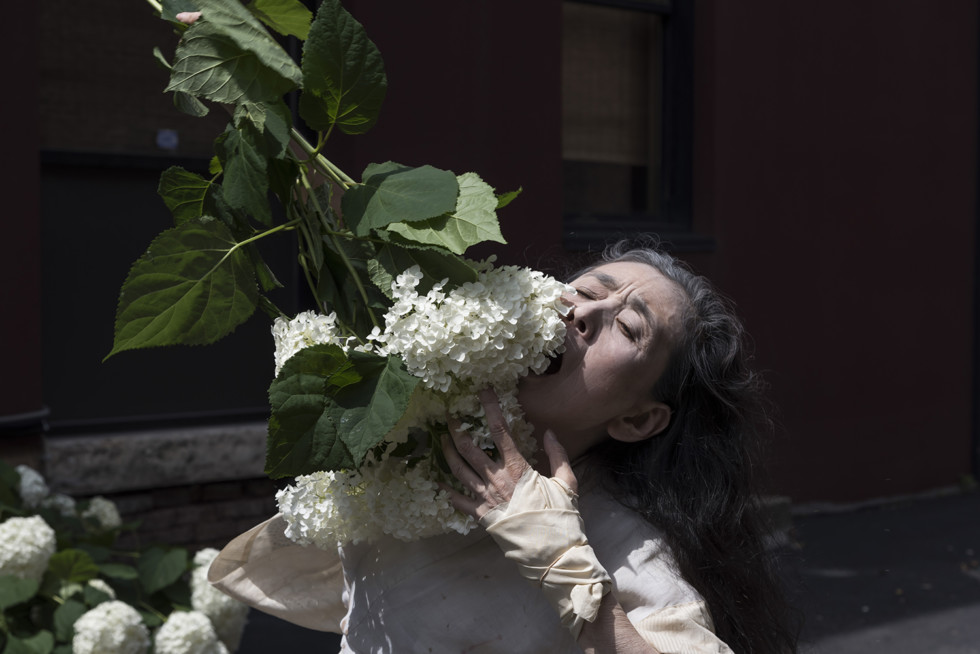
[44,422,267,495]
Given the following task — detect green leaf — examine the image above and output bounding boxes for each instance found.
[386,172,505,255]
[138,610,165,628]
[167,2,302,105]
[152,46,172,71]
[248,0,312,40]
[106,218,259,358]
[74,544,111,564]
[234,101,292,159]
[174,91,210,118]
[299,0,386,134]
[215,124,272,225]
[315,235,390,338]
[82,582,114,606]
[138,548,188,595]
[47,550,99,584]
[97,563,139,580]
[0,575,38,609]
[158,167,215,225]
[496,187,522,209]
[342,162,459,237]
[0,461,20,510]
[53,600,87,642]
[369,243,478,299]
[265,346,419,477]
[2,632,54,654]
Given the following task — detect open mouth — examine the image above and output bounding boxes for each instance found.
[543,351,564,375]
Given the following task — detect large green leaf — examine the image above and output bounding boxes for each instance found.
[106,218,259,358]
[248,0,312,40]
[46,550,99,584]
[166,2,302,105]
[0,575,38,610]
[266,346,418,477]
[2,632,54,654]
[299,0,386,134]
[215,124,272,225]
[158,166,215,225]
[138,548,188,595]
[53,600,87,642]
[368,243,478,299]
[342,162,459,237]
[386,172,506,254]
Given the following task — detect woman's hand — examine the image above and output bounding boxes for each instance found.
[440,388,576,520]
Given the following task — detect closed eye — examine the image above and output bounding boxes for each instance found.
[618,320,636,341]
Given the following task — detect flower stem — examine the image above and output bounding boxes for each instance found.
[291,128,356,189]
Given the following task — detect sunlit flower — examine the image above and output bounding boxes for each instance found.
[72,601,150,654]
[15,465,49,509]
[191,548,249,651]
[0,515,56,582]
[154,610,228,654]
[82,496,122,531]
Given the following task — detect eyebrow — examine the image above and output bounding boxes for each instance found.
[588,271,658,334]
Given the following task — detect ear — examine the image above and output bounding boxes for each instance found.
[607,401,672,443]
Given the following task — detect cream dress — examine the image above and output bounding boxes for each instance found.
[209,489,732,654]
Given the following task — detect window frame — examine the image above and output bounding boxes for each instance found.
[562,0,704,252]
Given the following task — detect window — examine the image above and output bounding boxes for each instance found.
[562,0,696,250]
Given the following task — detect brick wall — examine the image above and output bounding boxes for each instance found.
[112,478,279,553]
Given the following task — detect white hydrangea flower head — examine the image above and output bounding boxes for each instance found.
[40,492,77,517]
[87,578,117,599]
[272,310,363,376]
[15,464,49,509]
[277,453,476,548]
[191,548,249,651]
[376,264,570,394]
[82,496,122,531]
[154,611,228,654]
[0,515,56,582]
[72,600,150,654]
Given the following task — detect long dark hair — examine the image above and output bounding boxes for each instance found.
[580,239,799,654]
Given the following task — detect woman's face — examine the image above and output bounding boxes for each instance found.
[517,260,685,461]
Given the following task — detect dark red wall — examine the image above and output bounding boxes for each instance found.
[334,0,977,502]
[689,1,977,501]
[0,4,42,419]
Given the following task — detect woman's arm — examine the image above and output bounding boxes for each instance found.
[579,593,662,654]
[441,389,663,654]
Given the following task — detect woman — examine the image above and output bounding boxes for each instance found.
[210,241,798,653]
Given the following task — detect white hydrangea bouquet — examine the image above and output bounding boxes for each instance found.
[272,262,569,546]
[0,462,248,654]
[104,0,573,549]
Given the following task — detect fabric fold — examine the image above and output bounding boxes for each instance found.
[207,514,346,633]
[480,469,612,636]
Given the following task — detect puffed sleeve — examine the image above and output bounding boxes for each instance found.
[208,514,347,633]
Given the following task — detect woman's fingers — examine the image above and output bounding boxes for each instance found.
[441,432,488,491]
[543,431,578,494]
[477,388,521,461]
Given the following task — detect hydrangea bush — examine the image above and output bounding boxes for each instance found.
[0,463,248,654]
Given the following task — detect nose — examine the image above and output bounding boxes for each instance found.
[566,297,604,342]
